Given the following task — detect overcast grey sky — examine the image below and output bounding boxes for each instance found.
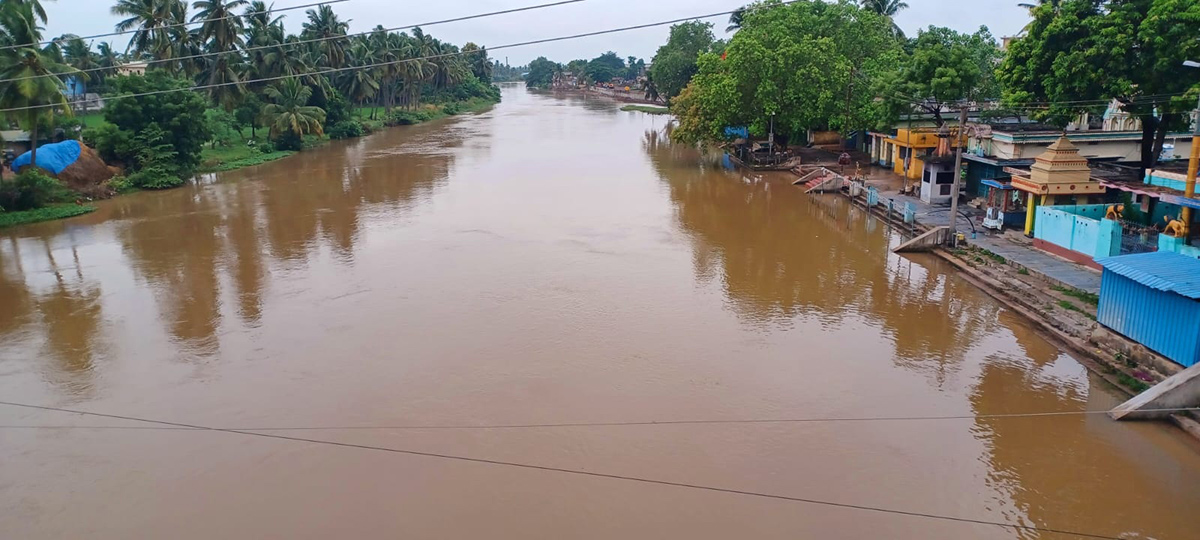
[43,0,1032,66]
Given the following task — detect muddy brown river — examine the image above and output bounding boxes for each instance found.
[2,86,1199,539]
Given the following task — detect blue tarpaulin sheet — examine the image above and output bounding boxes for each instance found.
[724,126,749,139]
[12,140,82,174]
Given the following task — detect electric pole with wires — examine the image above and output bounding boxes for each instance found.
[947,103,969,244]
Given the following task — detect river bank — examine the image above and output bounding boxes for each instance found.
[198,96,500,173]
[828,172,1200,437]
[0,97,499,229]
[5,87,1200,540]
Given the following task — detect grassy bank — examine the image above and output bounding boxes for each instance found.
[199,148,298,173]
[353,96,498,124]
[197,97,498,173]
[621,104,671,115]
[2,96,499,229]
[0,204,95,228]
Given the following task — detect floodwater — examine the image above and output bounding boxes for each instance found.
[2,85,1199,539]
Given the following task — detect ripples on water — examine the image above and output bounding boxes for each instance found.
[1,86,1198,540]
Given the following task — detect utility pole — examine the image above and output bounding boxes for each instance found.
[948,104,969,243]
[902,112,912,191]
[769,112,776,157]
[1181,61,1200,238]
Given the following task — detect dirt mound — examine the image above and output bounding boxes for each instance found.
[56,143,114,193]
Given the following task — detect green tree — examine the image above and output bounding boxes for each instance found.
[585,51,625,83]
[261,78,326,142]
[341,39,380,113]
[233,92,264,139]
[649,21,716,102]
[96,41,121,79]
[889,26,1000,127]
[859,0,909,38]
[998,0,1200,168]
[112,0,184,59]
[0,1,75,170]
[301,4,349,69]
[191,0,248,108]
[204,108,238,146]
[525,56,557,89]
[104,71,211,175]
[462,42,493,82]
[565,58,587,82]
[727,8,745,33]
[672,0,901,144]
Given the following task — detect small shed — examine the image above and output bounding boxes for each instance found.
[1096,252,1200,368]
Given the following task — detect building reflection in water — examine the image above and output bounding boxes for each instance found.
[644,128,993,380]
[646,126,1200,540]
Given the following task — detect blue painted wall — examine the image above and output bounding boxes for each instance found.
[1098,271,1200,367]
[1034,205,1121,259]
[1158,236,1200,259]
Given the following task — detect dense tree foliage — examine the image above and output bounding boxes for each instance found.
[648,21,717,102]
[525,56,557,89]
[672,0,901,144]
[492,61,526,83]
[0,0,76,167]
[101,71,211,174]
[859,0,909,38]
[999,0,1200,168]
[884,26,1001,126]
[585,52,626,84]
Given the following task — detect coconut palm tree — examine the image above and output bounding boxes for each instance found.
[60,36,96,110]
[341,40,379,115]
[112,0,184,58]
[1017,0,1062,35]
[461,42,492,82]
[62,36,97,75]
[192,0,248,108]
[96,41,121,83]
[301,4,349,69]
[243,0,279,30]
[0,2,76,170]
[726,8,744,33]
[4,0,50,25]
[859,0,908,39]
[192,0,248,53]
[429,41,467,91]
[261,78,325,139]
[397,33,433,109]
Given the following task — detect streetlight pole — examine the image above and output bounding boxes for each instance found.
[948,104,969,242]
[1181,61,1200,237]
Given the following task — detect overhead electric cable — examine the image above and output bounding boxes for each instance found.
[0,0,587,85]
[0,399,1128,540]
[0,1,808,114]
[3,407,1198,431]
[0,0,351,52]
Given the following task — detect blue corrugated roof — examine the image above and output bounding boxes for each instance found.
[1096,252,1200,299]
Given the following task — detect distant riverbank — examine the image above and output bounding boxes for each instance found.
[0,96,498,229]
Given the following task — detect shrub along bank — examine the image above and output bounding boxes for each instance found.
[0,170,96,228]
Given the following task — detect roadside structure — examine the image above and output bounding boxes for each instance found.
[962,114,1193,200]
[1005,135,1107,236]
[1097,252,1200,369]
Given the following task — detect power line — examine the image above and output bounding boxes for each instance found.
[0,0,588,86]
[4,407,1198,431]
[0,0,351,52]
[0,400,1126,539]
[0,1,806,114]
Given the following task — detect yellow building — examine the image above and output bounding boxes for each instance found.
[877,128,967,180]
